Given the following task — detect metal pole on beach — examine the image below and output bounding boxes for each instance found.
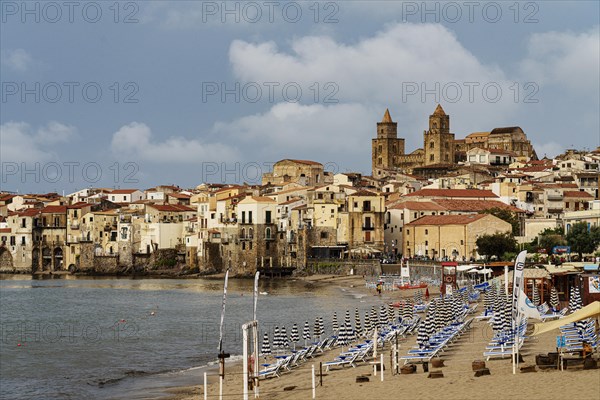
[311,364,316,399]
[504,265,509,296]
[204,372,208,400]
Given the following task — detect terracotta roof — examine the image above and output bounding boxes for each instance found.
[17,208,41,217]
[68,202,91,209]
[406,214,488,226]
[248,196,277,203]
[389,201,445,211]
[279,197,303,206]
[433,199,523,213]
[148,204,195,212]
[40,205,67,213]
[489,127,523,135]
[381,108,393,123]
[563,191,593,198]
[168,193,191,199]
[432,104,446,116]
[466,131,490,138]
[405,189,497,199]
[350,189,379,197]
[110,189,140,194]
[279,159,322,166]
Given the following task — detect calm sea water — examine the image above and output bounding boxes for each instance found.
[0,276,380,399]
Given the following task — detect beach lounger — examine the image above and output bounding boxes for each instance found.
[324,350,362,371]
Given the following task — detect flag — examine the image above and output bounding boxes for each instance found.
[511,251,527,322]
[218,269,229,353]
[518,290,542,320]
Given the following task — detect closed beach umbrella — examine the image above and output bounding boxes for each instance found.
[387,303,395,323]
[290,323,299,350]
[532,283,540,306]
[550,287,559,311]
[313,317,320,340]
[281,326,289,348]
[273,326,280,349]
[354,308,362,334]
[402,302,413,322]
[302,321,311,345]
[332,312,339,333]
[344,310,351,329]
[336,321,347,346]
[318,317,325,337]
[370,307,377,329]
[364,310,372,335]
[379,305,388,328]
[261,332,271,356]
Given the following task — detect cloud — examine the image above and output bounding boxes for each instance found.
[0,121,77,163]
[520,26,600,95]
[110,122,241,164]
[226,23,524,141]
[211,102,375,170]
[0,49,33,72]
[532,141,564,159]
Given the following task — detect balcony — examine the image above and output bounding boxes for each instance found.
[362,225,375,231]
[548,208,563,214]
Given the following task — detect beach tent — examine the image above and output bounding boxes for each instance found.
[531,301,600,336]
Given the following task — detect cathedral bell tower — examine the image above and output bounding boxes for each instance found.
[372,109,405,176]
[424,104,455,165]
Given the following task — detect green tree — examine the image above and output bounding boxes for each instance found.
[566,222,600,259]
[538,234,567,254]
[481,208,520,235]
[476,232,517,260]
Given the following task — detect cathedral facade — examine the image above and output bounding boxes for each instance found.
[371,105,537,177]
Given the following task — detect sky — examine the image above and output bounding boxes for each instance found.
[1,0,599,194]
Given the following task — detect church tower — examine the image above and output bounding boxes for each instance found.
[423,104,455,165]
[372,109,405,176]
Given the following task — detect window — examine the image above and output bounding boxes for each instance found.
[265,211,271,224]
[249,228,254,239]
[363,201,371,211]
[73,210,78,217]
[21,236,26,245]
[429,142,434,149]
[460,240,464,245]
[10,236,15,246]
[242,242,246,250]
[265,228,272,239]
[406,229,409,235]
[425,229,428,235]
[21,218,26,228]
[425,241,428,246]
[242,211,246,224]
[430,155,434,161]
[248,211,253,224]
[320,231,328,239]
[407,241,410,246]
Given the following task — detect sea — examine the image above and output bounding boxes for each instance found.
[0,275,381,399]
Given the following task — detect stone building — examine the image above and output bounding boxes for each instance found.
[403,213,512,261]
[372,105,537,177]
[262,159,326,186]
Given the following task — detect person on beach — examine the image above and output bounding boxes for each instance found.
[376,283,382,295]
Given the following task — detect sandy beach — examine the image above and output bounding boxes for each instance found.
[166,275,600,400]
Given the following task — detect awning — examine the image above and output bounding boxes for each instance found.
[531,301,600,336]
[584,265,600,272]
[457,264,481,272]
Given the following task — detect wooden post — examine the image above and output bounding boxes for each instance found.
[319,362,323,386]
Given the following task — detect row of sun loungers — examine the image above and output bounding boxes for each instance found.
[483,317,529,360]
[400,318,474,365]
